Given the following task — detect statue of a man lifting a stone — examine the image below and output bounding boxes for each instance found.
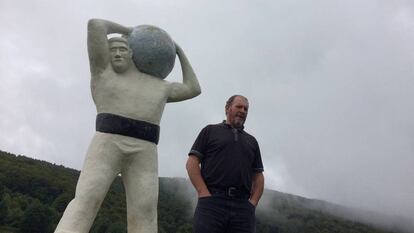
[55,18,201,233]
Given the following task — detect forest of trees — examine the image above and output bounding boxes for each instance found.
[0,150,404,233]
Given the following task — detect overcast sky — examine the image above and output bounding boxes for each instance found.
[1,0,413,221]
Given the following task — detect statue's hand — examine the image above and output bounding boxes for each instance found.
[121,27,133,38]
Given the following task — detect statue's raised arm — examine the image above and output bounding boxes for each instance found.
[167,42,201,102]
[87,19,132,75]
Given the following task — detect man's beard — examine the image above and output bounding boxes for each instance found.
[232,118,245,128]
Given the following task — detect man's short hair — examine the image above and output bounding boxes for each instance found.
[108,37,129,46]
[225,95,248,110]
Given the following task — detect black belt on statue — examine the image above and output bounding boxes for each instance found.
[96,113,160,144]
[209,186,250,200]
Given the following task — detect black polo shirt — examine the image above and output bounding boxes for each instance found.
[189,122,264,194]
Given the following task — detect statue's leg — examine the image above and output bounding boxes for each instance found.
[55,132,123,233]
[121,139,158,233]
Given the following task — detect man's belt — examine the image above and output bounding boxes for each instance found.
[208,186,250,199]
[96,113,160,144]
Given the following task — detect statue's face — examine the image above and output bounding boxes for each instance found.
[226,96,249,128]
[109,41,132,73]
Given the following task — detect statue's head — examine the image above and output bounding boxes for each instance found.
[108,37,133,73]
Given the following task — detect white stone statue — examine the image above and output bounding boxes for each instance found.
[54,19,201,233]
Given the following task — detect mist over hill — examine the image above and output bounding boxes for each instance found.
[0,150,412,233]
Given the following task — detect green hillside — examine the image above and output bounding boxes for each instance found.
[0,150,404,233]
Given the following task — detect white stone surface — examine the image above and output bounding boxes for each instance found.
[54,18,200,233]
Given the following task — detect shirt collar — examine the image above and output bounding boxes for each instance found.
[221,120,245,131]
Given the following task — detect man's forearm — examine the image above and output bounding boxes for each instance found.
[186,156,210,197]
[250,172,264,206]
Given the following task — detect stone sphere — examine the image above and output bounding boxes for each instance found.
[127,25,176,79]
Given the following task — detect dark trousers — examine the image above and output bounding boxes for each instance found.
[192,196,256,233]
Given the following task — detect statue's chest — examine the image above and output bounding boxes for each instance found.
[95,74,168,102]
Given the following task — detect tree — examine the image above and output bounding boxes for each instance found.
[106,222,127,233]
[52,192,73,213]
[19,200,56,233]
[176,223,192,233]
[0,199,8,225]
